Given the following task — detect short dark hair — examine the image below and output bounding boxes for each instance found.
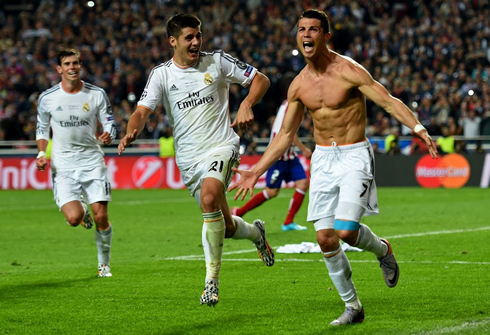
[299,9,330,34]
[57,49,80,65]
[166,14,201,39]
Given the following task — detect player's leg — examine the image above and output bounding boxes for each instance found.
[82,166,112,277]
[232,189,273,216]
[54,171,92,228]
[336,144,399,288]
[91,201,112,277]
[283,158,308,231]
[192,147,241,306]
[223,198,274,267]
[307,147,362,325]
[314,218,364,326]
[199,177,226,306]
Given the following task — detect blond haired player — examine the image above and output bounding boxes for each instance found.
[36,49,116,277]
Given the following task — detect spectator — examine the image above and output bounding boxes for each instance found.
[436,127,456,154]
[460,109,482,153]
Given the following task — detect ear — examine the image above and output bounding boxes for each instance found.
[169,36,176,47]
[56,65,62,75]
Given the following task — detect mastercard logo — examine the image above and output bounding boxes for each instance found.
[415,153,470,188]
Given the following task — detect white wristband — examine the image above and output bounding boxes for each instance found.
[413,124,426,133]
[37,151,46,159]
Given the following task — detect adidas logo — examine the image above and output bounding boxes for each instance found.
[56,106,63,111]
[170,84,178,91]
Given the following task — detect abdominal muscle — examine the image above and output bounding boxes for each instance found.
[309,101,368,146]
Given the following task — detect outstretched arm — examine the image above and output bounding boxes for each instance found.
[117,106,153,155]
[230,94,305,200]
[230,71,270,130]
[344,61,438,158]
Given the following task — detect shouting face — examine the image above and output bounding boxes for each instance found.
[170,27,202,67]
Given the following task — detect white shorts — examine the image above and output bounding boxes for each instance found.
[180,146,240,204]
[307,140,379,223]
[53,165,111,209]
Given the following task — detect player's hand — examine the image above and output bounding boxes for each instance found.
[230,103,254,131]
[98,131,113,145]
[416,130,438,159]
[36,157,47,171]
[229,167,259,200]
[117,129,138,155]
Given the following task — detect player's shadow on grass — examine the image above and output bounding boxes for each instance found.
[0,276,98,301]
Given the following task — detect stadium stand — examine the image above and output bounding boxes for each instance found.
[1,0,489,153]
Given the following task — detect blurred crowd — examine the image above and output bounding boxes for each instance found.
[1,0,490,154]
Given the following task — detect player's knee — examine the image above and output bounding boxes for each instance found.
[200,193,220,212]
[94,212,108,226]
[336,229,358,244]
[296,178,309,191]
[316,230,338,249]
[65,213,83,226]
[265,188,279,198]
[334,218,360,245]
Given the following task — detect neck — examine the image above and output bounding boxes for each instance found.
[61,80,83,93]
[172,56,198,68]
[306,48,331,74]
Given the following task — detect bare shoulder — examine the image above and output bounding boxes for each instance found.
[289,66,317,95]
[334,52,373,86]
[287,71,306,100]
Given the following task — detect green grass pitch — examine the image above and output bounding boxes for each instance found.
[1,187,489,334]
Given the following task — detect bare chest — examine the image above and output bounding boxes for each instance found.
[298,77,354,111]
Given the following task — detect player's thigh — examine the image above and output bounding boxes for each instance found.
[338,170,371,219]
[307,173,339,221]
[53,171,83,209]
[183,147,239,206]
[79,166,112,204]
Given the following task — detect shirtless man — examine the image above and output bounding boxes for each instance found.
[231,9,438,326]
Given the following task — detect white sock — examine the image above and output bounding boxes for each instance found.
[95,224,112,265]
[355,223,388,258]
[202,211,225,281]
[231,215,259,242]
[323,246,360,309]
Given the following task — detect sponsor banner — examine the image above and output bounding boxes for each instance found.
[0,155,310,190]
[415,153,471,188]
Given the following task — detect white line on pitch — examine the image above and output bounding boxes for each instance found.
[162,257,490,265]
[417,318,490,334]
[166,226,490,260]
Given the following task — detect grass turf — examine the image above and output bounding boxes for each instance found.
[0,187,489,334]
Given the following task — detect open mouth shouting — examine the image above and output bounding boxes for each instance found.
[303,41,314,53]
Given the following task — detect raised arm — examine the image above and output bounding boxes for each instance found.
[117,106,153,155]
[230,71,270,130]
[343,61,438,158]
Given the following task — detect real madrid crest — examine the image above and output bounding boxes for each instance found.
[83,103,90,112]
[204,73,213,85]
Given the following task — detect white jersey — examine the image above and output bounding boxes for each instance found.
[271,100,298,161]
[137,50,257,169]
[36,81,116,172]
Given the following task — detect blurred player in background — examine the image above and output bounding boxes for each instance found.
[36,49,116,277]
[232,99,312,231]
[231,9,438,326]
[118,14,273,307]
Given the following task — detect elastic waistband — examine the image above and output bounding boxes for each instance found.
[315,139,370,153]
